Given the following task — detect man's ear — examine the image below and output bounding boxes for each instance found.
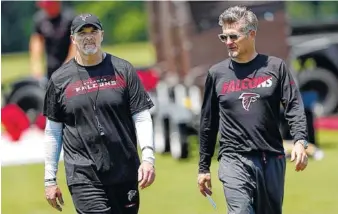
[249,30,256,40]
[101,30,104,42]
[70,35,76,45]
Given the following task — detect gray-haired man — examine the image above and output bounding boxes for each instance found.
[197,6,309,214]
[43,14,155,214]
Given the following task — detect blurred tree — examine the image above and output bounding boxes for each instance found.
[286,1,338,23]
[1,1,36,53]
[4,1,337,54]
[70,1,148,44]
[1,1,149,53]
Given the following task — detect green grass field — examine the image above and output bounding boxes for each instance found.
[2,130,338,214]
[1,42,156,84]
[2,43,338,214]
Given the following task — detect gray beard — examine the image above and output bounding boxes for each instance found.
[83,47,98,55]
[229,51,239,58]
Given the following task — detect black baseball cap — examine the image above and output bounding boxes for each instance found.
[71,13,103,34]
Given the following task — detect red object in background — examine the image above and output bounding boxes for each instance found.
[136,69,159,92]
[314,116,338,130]
[1,104,30,141]
[36,0,61,18]
[35,113,46,130]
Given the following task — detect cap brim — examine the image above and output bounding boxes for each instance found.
[72,23,102,34]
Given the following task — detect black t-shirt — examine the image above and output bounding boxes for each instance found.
[33,8,75,78]
[199,54,308,173]
[43,54,154,186]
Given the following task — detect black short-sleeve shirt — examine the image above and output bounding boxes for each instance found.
[33,8,75,78]
[43,54,154,186]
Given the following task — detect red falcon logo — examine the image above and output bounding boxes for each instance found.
[239,92,260,111]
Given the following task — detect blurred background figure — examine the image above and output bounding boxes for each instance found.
[30,0,75,80]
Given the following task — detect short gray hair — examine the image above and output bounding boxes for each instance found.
[218,6,258,32]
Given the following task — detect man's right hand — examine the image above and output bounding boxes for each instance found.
[45,185,64,212]
[197,173,212,196]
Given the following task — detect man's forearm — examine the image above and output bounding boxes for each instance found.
[29,34,44,77]
[283,86,308,142]
[132,109,155,166]
[44,119,63,186]
[286,106,308,143]
[199,125,218,173]
[280,61,308,142]
[198,72,219,173]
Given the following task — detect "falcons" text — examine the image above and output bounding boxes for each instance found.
[222,76,273,94]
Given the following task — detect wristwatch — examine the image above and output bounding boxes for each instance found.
[296,140,308,149]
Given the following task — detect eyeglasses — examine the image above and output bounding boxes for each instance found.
[218,33,241,42]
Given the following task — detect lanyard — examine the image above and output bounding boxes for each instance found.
[75,54,105,136]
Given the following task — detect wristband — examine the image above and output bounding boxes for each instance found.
[45,178,56,182]
[141,146,154,152]
[143,158,155,167]
[44,178,57,187]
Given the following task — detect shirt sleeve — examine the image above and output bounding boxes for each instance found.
[32,13,42,35]
[126,63,154,115]
[132,109,155,165]
[198,72,220,173]
[43,78,64,123]
[279,61,308,143]
[44,119,63,186]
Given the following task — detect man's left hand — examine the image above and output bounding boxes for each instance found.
[291,140,308,172]
[138,161,155,189]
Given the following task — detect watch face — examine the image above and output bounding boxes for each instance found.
[303,141,308,148]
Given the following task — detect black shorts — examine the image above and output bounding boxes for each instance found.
[68,181,140,214]
[218,152,286,214]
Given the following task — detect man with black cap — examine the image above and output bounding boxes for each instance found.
[43,13,156,214]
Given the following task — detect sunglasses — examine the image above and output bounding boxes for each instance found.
[218,33,241,42]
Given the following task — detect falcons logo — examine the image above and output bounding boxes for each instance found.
[239,92,260,111]
[80,14,91,21]
[127,190,137,201]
